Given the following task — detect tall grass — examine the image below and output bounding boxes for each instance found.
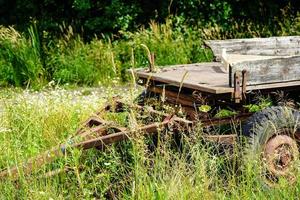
[0,89,299,199]
[45,20,213,86]
[1,13,300,88]
[0,24,44,88]
[0,20,213,88]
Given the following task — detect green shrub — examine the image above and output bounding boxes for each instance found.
[46,37,111,85]
[45,20,212,86]
[0,25,44,87]
[0,13,299,88]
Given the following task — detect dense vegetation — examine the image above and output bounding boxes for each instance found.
[1,0,300,37]
[1,2,300,199]
[0,88,300,199]
[0,21,214,88]
[0,1,300,88]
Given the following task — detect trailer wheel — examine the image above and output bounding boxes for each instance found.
[242,106,300,186]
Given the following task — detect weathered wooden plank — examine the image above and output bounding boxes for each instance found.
[229,55,300,86]
[136,71,232,94]
[134,56,300,94]
[134,62,223,72]
[134,62,234,94]
[225,54,280,64]
[205,36,300,61]
[247,80,300,91]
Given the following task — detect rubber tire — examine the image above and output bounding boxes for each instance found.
[242,106,300,186]
[242,106,300,151]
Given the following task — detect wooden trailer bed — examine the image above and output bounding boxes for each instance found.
[135,60,300,95]
[135,36,300,96]
[135,62,232,94]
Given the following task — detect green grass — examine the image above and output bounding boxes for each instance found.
[0,88,300,199]
[1,14,300,199]
[44,20,214,86]
[0,25,44,88]
[0,20,213,88]
[1,12,299,88]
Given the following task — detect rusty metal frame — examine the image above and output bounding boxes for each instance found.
[0,116,172,179]
[0,98,252,180]
[234,71,242,103]
[233,70,248,104]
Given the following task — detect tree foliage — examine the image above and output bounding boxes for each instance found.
[1,0,299,37]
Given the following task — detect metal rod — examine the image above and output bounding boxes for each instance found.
[0,118,172,180]
[0,99,253,180]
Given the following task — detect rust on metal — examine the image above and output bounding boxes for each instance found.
[111,100,250,126]
[0,96,253,180]
[0,145,65,180]
[264,134,299,177]
[200,113,251,127]
[148,86,196,107]
[203,134,237,145]
[0,115,173,180]
[234,71,241,103]
[75,120,171,150]
[242,70,248,101]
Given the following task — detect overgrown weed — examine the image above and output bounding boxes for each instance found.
[0,20,212,88]
[0,24,44,88]
[3,12,300,88]
[0,89,299,199]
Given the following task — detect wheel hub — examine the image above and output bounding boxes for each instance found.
[264,134,299,178]
[273,144,293,170]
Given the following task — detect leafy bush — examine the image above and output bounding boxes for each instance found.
[44,20,212,86]
[0,12,299,88]
[3,0,300,38]
[0,25,44,87]
[0,21,211,87]
[45,34,116,85]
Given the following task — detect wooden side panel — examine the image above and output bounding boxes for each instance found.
[205,36,300,61]
[230,56,300,87]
